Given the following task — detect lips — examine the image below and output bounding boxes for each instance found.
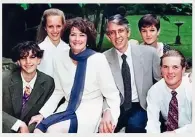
[115,39,123,44]
[167,75,175,79]
[25,65,33,69]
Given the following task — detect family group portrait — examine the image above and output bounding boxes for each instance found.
[2,3,192,133]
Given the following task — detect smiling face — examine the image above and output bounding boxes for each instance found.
[17,50,41,77]
[69,27,87,54]
[45,15,64,45]
[140,25,159,46]
[106,22,130,53]
[161,56,185,89]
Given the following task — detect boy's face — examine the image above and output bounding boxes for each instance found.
[17,50,41,75]
[140,25,159,45]
[161,56,185,89]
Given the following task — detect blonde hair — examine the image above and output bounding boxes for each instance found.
[36,8,65,43]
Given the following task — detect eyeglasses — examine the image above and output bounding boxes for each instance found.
[106,28,126,38]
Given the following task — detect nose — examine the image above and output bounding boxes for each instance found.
[26,57,31,64]
[53,27,57,33]
[115,31,120,38]
[75,35,80,41]
[146,31,150,37]
[168,67,173,73]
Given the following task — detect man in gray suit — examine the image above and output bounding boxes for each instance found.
[99,14,161,133]
[2,41,55,133]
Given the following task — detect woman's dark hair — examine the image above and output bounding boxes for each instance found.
[62,17,97,51]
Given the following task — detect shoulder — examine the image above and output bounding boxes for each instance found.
[88,52,107,62]
[132,44,157,57]
[37,70,54,83]
[103,48,114,56]
[148,79,165,95]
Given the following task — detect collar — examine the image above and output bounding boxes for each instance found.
[115,42,131,58]
[45,36,63,47]
[21,72,37,89]
[164,77,185,94]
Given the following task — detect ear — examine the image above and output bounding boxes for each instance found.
[17,61,20,66]
[37,58,41,65]
[157,29,161,36]
[127,29,131,38]
[182,67,186,75]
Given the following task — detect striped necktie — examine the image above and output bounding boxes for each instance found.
[22,85,31,111]
[166,91,178,131]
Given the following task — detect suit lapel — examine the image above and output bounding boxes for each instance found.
[107,48,124,98]
[9,70,23,118]
[131,45,144,95]
[20,70,45,119]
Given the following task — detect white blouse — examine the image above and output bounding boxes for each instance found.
[39,50,120,133]
[37,36,69,77]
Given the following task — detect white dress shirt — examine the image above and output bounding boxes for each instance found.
[11,72,37,132]
[115,42,139,102]
[39,50,120,133]
[37,36,69,77]
[146,76,192,133]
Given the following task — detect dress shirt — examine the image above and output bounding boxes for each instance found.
[115,42,139,102]
[146,76,192,133]
[11,72,37,132]
[38,36,69,77]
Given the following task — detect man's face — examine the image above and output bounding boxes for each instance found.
[140,25,159,45]
[17,50,41,76]
[161,56,185,89]
[106,22,130,53]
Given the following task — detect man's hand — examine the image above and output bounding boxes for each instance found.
[18,122,29,133]
[28,114,44,126]
[99,109,115,133]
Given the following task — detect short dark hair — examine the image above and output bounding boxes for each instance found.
[63,17,97,50]
[106,14,130,33]
[138,14,160,31]
[11,41,44,62]
[160,50,186,68]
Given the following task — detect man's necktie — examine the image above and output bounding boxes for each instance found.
[22,85,31,111]
[166,91,178,131]
[121,54,132,111]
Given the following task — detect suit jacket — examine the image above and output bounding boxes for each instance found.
[103,44,161,110]
[2,69,55,133]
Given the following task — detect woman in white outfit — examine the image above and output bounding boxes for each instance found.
[36,8,69,77]
[30,18,120,133]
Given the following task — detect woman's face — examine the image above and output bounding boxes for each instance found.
[140,25,159,46]
[69,27,87,54]
[45,15,64,45]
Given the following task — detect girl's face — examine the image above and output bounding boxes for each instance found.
[140,25,159,46]
[45,15,64,45]
[69,27,87,54]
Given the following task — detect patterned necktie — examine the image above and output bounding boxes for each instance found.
[121,54,132,111]
[166,91,178,131]
[22,85,31,111]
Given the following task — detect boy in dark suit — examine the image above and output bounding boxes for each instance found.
[2,41,55,133]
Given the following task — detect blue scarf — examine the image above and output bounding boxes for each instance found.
[36,48,96,133]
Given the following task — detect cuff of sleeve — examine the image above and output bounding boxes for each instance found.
[11,119,23,132]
